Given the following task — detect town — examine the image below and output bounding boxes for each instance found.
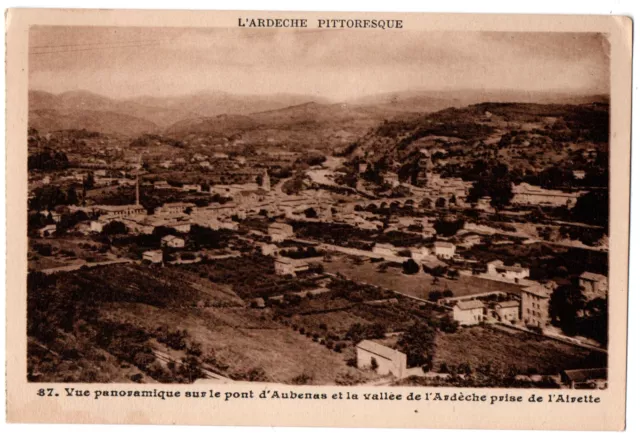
[27,92,609,389]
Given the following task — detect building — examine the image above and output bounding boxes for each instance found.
[260,244,279,256]
[486,260,530,283]
[452,300,485,326]
[153,180,172,190]
[512,183,584,209]
[268,222,294,242]
[495,300,520,323]
[38,224,57,238]
[521,283,555,328]
[356,340,407,378]
[161,235,185,249]
[459,233,482,248]
[579,272,608,300]
[433,241,456,259]
[561,368,607,389]
[89,220,105,233]
[155,202,195,215]
[372,243,398,260]
[142,250,163,264]
[274,257,309,276]
[182,184,202,193]
[94,204,146,218]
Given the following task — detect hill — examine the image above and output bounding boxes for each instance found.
[346,101,609,185]
[165,114,258,138]
[29,108,159,136]
[129,91,328,119]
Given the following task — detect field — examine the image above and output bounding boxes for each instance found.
[323,255,523,299]
[432,325,607,375]
[27,263,370,384]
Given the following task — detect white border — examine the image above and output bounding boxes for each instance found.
[2,1,637,443]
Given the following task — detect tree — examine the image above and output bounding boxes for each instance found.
[397,322,436,370]
[304,207,318,218]
[549,284,586,336]
[572,191,608,228]
[402,259,420,275]
[467,162,514,211]
[102,220,128,236]
[434,218,464,237]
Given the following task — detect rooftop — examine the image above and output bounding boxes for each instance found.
[522,283,553,299]
[562,368,607,382]
[496,300,520,309]
[356,340,406,361]
[456,300,485,310]
[580,272,607,282]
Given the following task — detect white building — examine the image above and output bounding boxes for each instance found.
[579,272,608,300]
[268,222,294,242]
[486,260,530,283]
[372,243,398,260]
[38,224,57,238]
[142,250,163,264]
[521,283,556,328]
[453,300,485,325]
[94,204,146,218]
[161,235,185,249]
[433,241,456,259]
[274,257,309,276]
[495,300,520,323]
[89,220,105,233]
[356,340,407,378]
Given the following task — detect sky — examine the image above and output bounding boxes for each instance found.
[29,26,610,101]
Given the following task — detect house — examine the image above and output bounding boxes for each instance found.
[486,260,530,283]
[495,300,520,323]
[561,368,607,389]
[521,283,556,328]
[268,222,294,242]
[356,340,407,378]
[160,160,173,169]
[161,235,185,249]
[142,250,163,264]
[153,180,172,190]
[250,297,266,309]
[433,241,456,259]
[411,246,432,262]
[38,224,57,238]
[452,300,485,326]
[274,257,309,276]
[372,243,398,260]
[579,272,608,300]
[182,184,202,193]
[90,220,105,233]
[261,244,279,256]
[459,233,482,248]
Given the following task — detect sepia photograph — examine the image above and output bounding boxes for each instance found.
[24,26,613,388]
[5,8,632,429]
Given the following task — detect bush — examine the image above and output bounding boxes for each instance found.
[402,259,420,275]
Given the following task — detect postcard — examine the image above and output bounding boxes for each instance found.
[5,8,632,429]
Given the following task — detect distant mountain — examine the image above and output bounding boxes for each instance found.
[29,90,200,130]
[129,91,329,119]
[250,101,387,128]
[165,114,258,138]
[29,108,159,136]
[353,89,609,114]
